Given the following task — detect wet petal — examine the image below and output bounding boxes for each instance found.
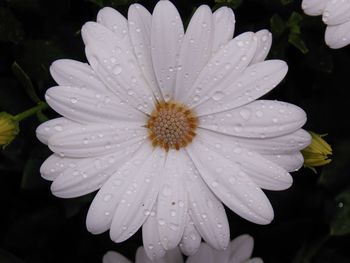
[199,100,307,138]
[302,0,328,16]
[250,30,272,64]
[36,117,78,145]
[142,205,167,260]
[109,148,164,242]
[157,150,187,250]
[97,7,128,38]
[128,4,162,99]
[48,124,146,157]
[151,0,184,100]
[174,5,213,101]
[212,7,235,53]
[184,153,230,249]
[50,59,108,92]
[179,216,201,256]
[86,143,153,234]
[198,129,293,191]
[40,154,80,181]
[51,149,137,198]
[195,60,288,116]
[102,251,131,263]
[184,32,257,108]
[323,0,350,25]
[262,152,304,172]
[325,20,350,49]
[45,86,145,125]
[229,234,254,263]
[187,138,274,225]
[82,22,155,114]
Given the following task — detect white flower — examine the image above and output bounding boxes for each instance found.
[37,0,310,260]
[302,0,350,48]
[103,234,262,263]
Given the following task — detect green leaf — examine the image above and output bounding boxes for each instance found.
[0,7,24,44]
[288,32,309,54]
[11,62,41,104]
[331,189,350,236]
[214,0,243,9]
[270,14,287,38]
[287,12,303,34]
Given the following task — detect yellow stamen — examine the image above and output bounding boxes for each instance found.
[147,101,198,151]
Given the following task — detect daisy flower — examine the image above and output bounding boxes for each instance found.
[103,234,262,263]
[302,0,350,48]
[37,0,310,260]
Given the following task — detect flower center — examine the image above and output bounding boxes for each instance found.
[147,101,198,151]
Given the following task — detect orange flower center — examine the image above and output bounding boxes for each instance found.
[147,101,198,151]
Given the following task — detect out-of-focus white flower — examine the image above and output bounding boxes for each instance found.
[302,0,350,48]
[37,0,309,259]
[103,234,262,263]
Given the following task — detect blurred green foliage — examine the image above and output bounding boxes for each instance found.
[0,0,349,262]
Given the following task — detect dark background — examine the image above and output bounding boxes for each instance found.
[0,0,349,262]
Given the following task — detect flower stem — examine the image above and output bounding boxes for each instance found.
[14,102,48,122]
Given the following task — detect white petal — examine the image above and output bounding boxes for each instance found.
[151,0,184,100]
[301,0,328,16]
[179,216,201,256]
[82,22,156,114]
[262,152,304,172]
[186,243,216,263]
[102,251,132,263]
[184,153,230,249]
[244,258,263,263]
[109,148,164,242]
[184,32,257,108]
[199,129,310,155]
[250,30,272,64]
[325,20,350,49]
[97,7,128,38]
[229,234,254,263]
[36,117,78,145]
[50,150,137,198]
[174,5,213,101]
[157,150,187,250]
[86,143,153,234]
[136,246,184,263]
[50,59,108,92]
[48,124,146,157]
[45,86,145,124]
[195,60,288,116]
[197,129,293,191]
[128,4,162,100]
[199,100,307,138]
[212,7,235,53]
[142,205,167,260]
[323,0,350,25]
[187,139,274,225]
[40,154,80,181]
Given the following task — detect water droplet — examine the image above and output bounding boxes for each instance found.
[113,65,122,75]
[70,97,78,104]
[256,110,264,117]
[212,91,224,101]
[162,185,172,196]
[239,109,251,120]
[104,194,112,202]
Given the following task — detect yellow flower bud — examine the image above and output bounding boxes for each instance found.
[0,112,19,148]
[302,131,332,173]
